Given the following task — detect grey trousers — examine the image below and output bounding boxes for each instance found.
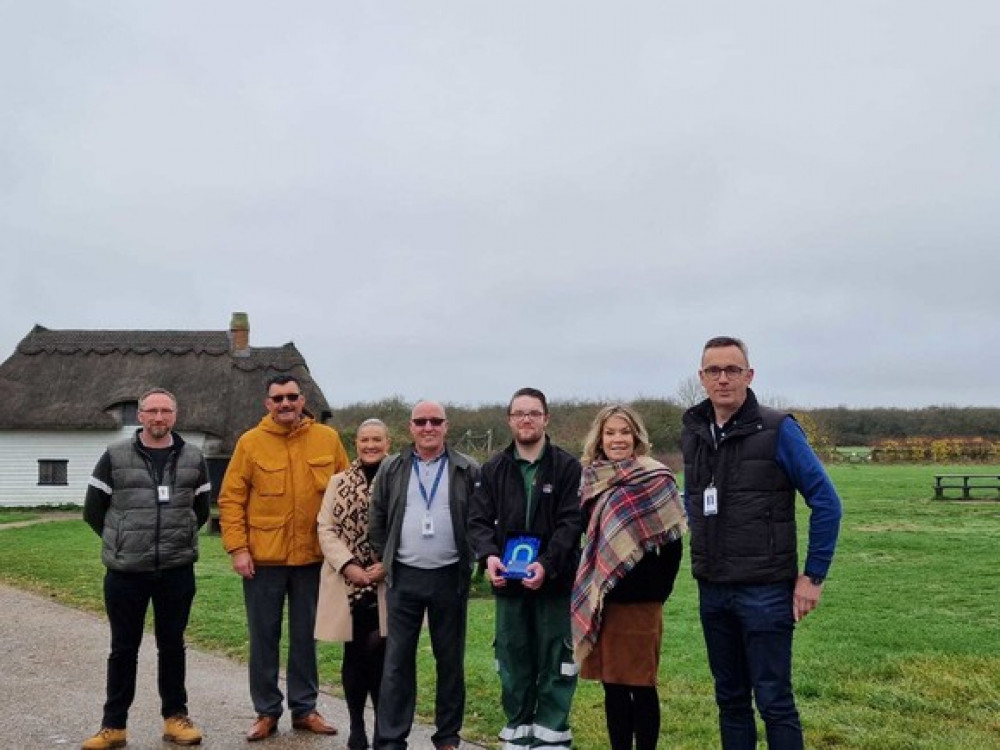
[242,563,321,718]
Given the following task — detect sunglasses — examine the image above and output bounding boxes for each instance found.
[269,393,301,404]
[411,417,446,427]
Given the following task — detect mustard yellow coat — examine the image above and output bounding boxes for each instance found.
[219,415,349,566]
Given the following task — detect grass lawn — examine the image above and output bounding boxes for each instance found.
[0,510,39,524]
[1,463,998,748]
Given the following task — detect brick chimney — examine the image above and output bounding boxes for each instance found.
[229,312,250,356]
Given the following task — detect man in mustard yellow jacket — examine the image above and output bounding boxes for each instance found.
[219,375,349,742]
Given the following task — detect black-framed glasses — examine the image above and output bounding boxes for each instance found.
[509,410,545,421]
[269,393,301,403]
[701,366,747,380]
[411,417,446,427]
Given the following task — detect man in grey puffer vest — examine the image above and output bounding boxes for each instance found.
[82,388,211,750]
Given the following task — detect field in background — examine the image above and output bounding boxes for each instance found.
[1,463,998,749]
[0,510,39,524]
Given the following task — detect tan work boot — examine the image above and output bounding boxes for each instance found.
[81,727,127,749]
[163,715,203,746]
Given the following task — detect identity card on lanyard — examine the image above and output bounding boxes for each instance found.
[704,483,719,516]
[414,456,447,537]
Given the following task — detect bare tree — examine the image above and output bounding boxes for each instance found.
[758,392,791,410]
[675,374,704,408]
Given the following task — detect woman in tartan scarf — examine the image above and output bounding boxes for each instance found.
[571,405,687,750]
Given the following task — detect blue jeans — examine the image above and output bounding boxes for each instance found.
[698,581,803,750]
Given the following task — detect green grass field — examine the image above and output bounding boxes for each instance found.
[0,510,39,524]
[1,464,998,748]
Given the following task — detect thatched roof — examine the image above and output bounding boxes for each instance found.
[0,323,332,456]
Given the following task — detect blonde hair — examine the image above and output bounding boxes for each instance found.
[581,404,651,465]
[358,417,389,434]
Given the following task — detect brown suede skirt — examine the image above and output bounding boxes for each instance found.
[580,601,663,686]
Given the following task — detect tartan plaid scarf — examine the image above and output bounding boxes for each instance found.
[571,455,688,664]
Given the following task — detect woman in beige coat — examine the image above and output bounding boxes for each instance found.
[316,419,390,750]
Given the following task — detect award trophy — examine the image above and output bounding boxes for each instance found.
[501,533,541,580]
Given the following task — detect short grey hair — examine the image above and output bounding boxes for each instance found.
[138,388,177,411]
[702,336,749,364]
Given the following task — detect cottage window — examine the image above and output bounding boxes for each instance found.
[38,459,69,486]
[122,402,140,426]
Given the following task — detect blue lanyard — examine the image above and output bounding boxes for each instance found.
[413,455,447,511]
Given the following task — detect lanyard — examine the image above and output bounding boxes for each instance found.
[412,455,447,511]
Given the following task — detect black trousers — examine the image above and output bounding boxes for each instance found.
[343,600,386,748]
[376,563,468,749]
[102,564,196,728]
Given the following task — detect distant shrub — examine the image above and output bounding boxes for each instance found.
[871,436,1000,463]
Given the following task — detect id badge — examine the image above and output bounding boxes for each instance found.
[421,511,435,538]
[157,485,170,504]
[703,486,718,516]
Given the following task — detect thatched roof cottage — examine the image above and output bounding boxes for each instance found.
[0,313,332,507]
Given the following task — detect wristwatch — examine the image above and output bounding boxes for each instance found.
[807,573,825,586]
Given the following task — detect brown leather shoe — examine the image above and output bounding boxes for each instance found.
[246,715,278,742]
[291,711,338,735]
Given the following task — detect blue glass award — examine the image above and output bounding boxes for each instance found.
[502,534,541,580]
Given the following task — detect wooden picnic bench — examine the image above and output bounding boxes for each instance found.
[933,474,1000,500]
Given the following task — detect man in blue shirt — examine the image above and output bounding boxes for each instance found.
[681,336,842,750]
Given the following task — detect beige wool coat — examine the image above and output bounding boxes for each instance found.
[315,462,388,642]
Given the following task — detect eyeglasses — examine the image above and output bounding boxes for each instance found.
[701,366,747,380]
[141,408,175,416]
[411,417,446,427]
[509,411,545,421]
[268,393,301,403]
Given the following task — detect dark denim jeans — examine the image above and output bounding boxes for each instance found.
[698,580,803,750]
[102,564,196,728]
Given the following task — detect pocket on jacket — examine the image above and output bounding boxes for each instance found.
[253,460,287,497]
[306,454,336,493]
[248,515,292,563]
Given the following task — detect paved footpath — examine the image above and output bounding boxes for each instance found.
[0,583,473,750]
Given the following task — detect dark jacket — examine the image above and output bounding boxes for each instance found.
[368,444,480,590]
[604,538,683,603]
[469,437,582,597]
[682,389,798,583]
[84,430,211,573]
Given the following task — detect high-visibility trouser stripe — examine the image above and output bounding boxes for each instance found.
[560,660,579,676]
[533,723,573,743]
[499,724,533,741]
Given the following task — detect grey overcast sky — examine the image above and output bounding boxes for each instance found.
[2,2,998,409]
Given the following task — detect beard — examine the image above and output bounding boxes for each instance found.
[515,430,544,447]
[146,424,170,439]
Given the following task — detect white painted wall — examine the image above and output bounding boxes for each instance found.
[0,430,207,508]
